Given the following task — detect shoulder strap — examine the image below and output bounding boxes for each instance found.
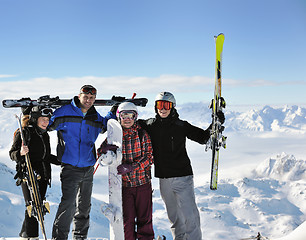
[13,127,32,144]
[13,128,20,140]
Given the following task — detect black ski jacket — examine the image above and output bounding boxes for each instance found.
[9,125,59,186]
[139,108,210,178]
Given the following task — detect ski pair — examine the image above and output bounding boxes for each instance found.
[2,95,148,109]
[206,33,227,190]
[15,114,49,240]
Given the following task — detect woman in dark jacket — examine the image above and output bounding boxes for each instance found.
[9,106,59,240]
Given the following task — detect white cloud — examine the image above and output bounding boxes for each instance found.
[0,75,214,99]
[0,74,17,78]
[1,75,305,106]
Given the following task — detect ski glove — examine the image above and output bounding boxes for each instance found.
[110,96,125,114]
[21,104,32,115]
[97,141,118,158]
[217,111,225,124]
[117,164,134,175]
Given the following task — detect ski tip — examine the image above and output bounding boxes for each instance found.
[214,33,224,37]
[214,33,225,41]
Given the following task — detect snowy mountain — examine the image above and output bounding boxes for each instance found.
[0,104,305,239]
[176,103,306,134]
[226,105,306,133]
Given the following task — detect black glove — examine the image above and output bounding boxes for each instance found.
[110,96,126,114]
[216,111,225,124]
[110,104,119,115]
[21,103,32,115]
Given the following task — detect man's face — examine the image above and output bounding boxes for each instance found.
[78,93,96,112]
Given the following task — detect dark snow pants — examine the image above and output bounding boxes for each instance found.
[122,182,154,240]
[52,164,93,240]
[19,179,48,238]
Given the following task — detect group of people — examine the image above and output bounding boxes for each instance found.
[10,85,225,240]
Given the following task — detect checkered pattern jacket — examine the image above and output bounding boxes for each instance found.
[121,122,153,187]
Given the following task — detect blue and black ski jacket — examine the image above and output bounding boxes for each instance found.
[48,96,115,167]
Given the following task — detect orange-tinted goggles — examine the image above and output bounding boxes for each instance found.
[156,100,173,110]
[80,86,97,95]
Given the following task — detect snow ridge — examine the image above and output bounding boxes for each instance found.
[254,152,306,181]
[226,105,306,133]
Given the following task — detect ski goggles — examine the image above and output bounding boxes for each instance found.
[80,86,97,95]
[40,108,53,117]
[119,111,137,120]
[155,100,173,110]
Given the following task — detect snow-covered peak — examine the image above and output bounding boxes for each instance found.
[254,153,306,181]
[226,105,306,133]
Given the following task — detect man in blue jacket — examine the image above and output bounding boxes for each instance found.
[49,85,115,240]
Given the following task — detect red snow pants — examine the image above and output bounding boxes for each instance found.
[122,182,154,240]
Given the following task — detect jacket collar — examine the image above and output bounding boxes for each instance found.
[122,122,140,137]
[156,108,179,124]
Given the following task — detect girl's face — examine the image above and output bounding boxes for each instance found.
[37,116,50,130]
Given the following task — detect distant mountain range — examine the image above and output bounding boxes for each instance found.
[226,105,306,132]
[1,104,306,148]
[175,103,306,133]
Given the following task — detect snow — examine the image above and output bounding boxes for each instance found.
[0,103,306,239]
[273,220,306,240]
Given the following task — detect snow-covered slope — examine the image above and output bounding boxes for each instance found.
[195,152,306,240]
[273,220,306,240]
[0,104,306,239]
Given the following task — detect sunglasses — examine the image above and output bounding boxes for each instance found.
[156,100,173,110]
[119,111,137,120]
[41,108,53,117]
[80,86,97,95]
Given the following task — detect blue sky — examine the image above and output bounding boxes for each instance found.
[0,0,305,106]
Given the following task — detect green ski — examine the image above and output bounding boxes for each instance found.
[207,33,226,190]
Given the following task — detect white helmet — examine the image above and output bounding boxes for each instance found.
[155,92,176,107]
[116,102,138,119]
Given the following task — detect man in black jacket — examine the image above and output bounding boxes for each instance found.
[139,92,224,240]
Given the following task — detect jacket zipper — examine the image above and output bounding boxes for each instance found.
[171,136,174,152]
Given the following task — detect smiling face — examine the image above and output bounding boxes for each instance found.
[121,117,135,129]
[155,100,173,118]
[119,111,137,129]
[157,108,171,118]
[78,93,96,113]
[37,116,50,130]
